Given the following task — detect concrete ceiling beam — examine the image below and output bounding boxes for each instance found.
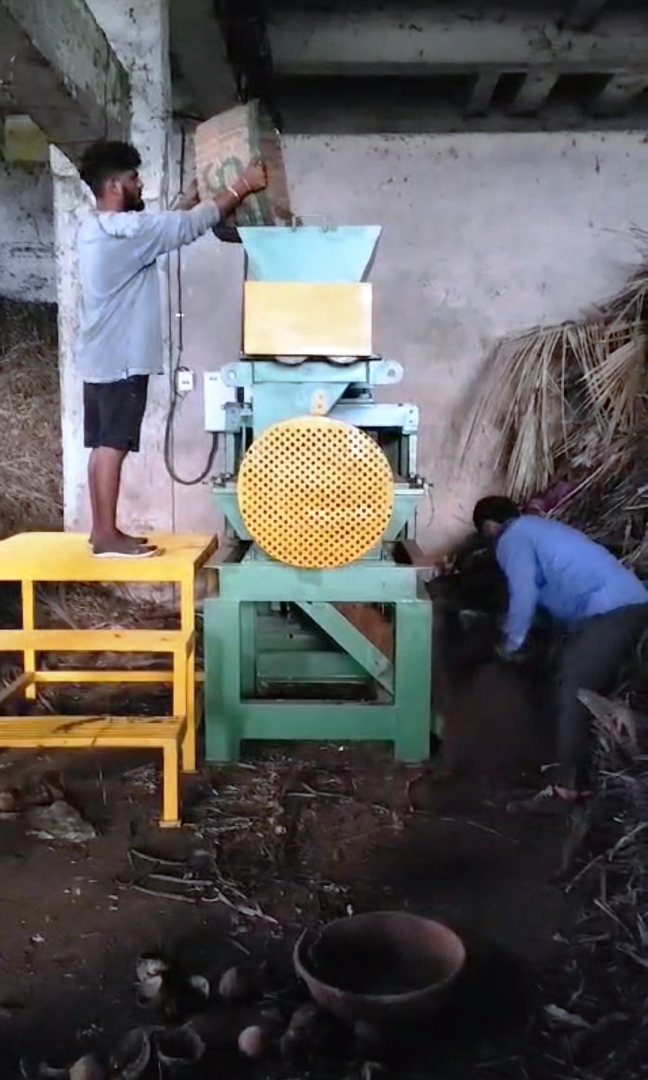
[0,0,129,166]
[464,72,501,117]
[268,10,647,76]
[589,73,648,116]
[563,0,610,33]
[508,71,559,115]
[170,0,238,118]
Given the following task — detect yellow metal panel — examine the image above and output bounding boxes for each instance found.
[243,282,373,357]
[0,629,190,651]
[0,531,208,781]
[0,716,185,746]
[161,741,180,827]
[33,670,173,684]
[22,578,36,700]
[0,716,186,826]
[238,416,394,569]
[0,533,218,581]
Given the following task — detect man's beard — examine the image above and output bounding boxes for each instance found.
[123,192,145,212]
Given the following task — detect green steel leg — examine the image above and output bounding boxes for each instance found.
[393,599,433,762]
[215,702,400,741]
[203,564,434,765]
[204,597,241,762]
[240,601,256,699]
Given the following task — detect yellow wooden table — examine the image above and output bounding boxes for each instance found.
[0,716,187,827]
[0,532,217,775]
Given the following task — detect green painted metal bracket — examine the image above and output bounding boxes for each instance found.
[296,600,393,695]
[257,650,366,683]
[212,559,425,601]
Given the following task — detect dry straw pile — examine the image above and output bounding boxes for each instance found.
[0,300,63,538]
[462,232,648,572]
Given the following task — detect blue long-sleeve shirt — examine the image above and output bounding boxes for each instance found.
[77,203,221,383]
[496,515,648,653]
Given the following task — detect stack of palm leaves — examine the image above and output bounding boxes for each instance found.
[462,236,648,572]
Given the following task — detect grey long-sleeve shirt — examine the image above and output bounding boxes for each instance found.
[76,203,221,383]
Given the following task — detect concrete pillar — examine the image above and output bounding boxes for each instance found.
[51,146,93,528]
[0,0,129,165]
[0,159,54,302]
[53,0,175,536]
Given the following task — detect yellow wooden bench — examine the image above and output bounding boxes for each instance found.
[0,531,218,774]
[0,714,187,827]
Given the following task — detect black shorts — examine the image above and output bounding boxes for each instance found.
[83,375,149,453]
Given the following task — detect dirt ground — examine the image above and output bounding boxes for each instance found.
[0,607,584,1080]
[0,301,583,1076]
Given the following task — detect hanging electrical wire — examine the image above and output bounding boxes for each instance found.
[163,127,219,486]
[164,0,277,486]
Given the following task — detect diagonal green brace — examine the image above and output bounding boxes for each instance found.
[296,601,393,695]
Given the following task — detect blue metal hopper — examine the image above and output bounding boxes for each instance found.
[239,225,382,283]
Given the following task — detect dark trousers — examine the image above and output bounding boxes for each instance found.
[552,604,648,788]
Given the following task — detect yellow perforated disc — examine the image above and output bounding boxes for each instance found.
[238,416,394,569]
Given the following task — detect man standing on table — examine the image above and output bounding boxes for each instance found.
[77,140,266,558]
[472,496,648,810]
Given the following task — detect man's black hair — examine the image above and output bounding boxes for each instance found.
[473,495,520,534]
[79,141,142,196]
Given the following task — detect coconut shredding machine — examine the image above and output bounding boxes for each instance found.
[201,225,435,761]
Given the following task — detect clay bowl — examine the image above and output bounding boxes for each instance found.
[294,912,466,1024]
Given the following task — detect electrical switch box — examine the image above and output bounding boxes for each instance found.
[204,370,237,432]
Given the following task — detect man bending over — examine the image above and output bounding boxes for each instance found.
[473,496,648,810]
[77,140,266,557]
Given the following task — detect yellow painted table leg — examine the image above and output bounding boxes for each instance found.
[22,579,36,700]
[173,645,191,771]
[180,572,196,648]
[160,741,180,827]
[179,573,196,772]
[183,644,197,773]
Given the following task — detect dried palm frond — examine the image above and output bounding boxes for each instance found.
[462,284,648,502]
[459,246,648,587]
[462,325,569,495]
[580,332,647,434]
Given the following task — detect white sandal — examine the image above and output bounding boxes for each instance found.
[91,546,161,559]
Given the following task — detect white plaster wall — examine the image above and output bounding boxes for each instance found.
[167,129,244,535]
[54,0,174,536]
[169,130,648,552]
[51,116,648,550]
[0,164,55,302]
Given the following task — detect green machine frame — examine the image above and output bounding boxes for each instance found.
[202,227,435,762]
[204,546,433,763]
